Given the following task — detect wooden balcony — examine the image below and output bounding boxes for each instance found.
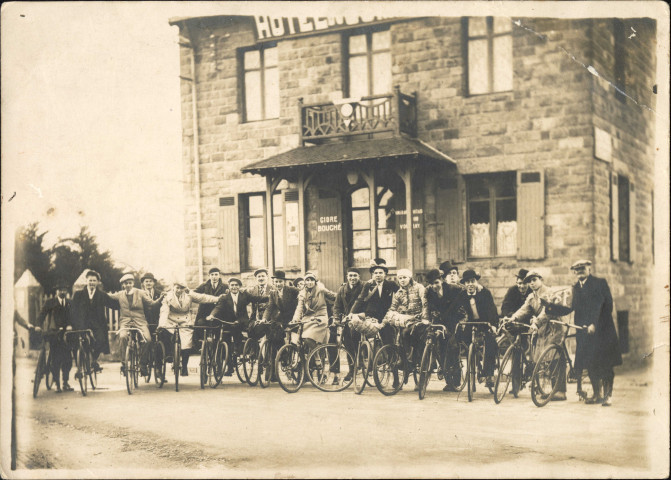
[299,86,417,145]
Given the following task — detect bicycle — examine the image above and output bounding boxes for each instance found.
[155,325,206,392]
[253,320,286,389]
[456,321,499,402]
[64,329,96,396]
[32,328,62,397]
[371,324,420,396]
[274,320,321,394]
[117,327,149,395]
[306,318,355,392]
[417,323,449,400]
[493,321,536,404]
[352,324,383,395]
[200,318,242,389]
[531,320,593,407]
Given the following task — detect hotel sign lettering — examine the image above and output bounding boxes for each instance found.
[254,15,396,41]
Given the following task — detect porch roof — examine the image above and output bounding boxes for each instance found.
[241,136,455,175]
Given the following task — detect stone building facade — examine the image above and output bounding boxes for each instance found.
[171,15,656,360]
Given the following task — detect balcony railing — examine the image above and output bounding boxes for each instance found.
[299,86,417,144]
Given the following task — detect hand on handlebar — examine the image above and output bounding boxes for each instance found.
[587,324,596,335]
[32,325,41,333]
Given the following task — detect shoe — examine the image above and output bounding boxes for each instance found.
[62,382,74,392]
[120,365,127,375]
[331,376,340,386]
[413,384,420,392]
[55,387,63,393]
[551,392,567,401]
[485,376,495,388]
[140,367,148,377]
[343,375,352,383]
[443,384,457,392]
[601,396,612,407]
[93,363,103,373]
[180,366,189,376]
[585,395,603,405]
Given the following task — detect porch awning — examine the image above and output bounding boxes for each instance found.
[241,136,455,175]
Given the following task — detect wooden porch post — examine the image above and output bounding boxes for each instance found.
[403,167,414,271]
[297,171,307,274]
[265,175,275,272]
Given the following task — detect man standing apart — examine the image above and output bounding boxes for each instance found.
[570,260,621,406]
[34,281,73,392]
[500,268,532,318]
[70,270,119,373]
[193,267,227,350]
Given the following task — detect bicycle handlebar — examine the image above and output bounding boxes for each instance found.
[550,319,586,330]
[64,329,93,339]
[209,317,240,327]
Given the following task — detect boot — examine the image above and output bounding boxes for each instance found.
[602,377,613,406]
[585,378,603,404]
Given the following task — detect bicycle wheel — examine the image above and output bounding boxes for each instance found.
[353,341,371,395]
[467,343,476,402]
[199,341,208,389]
[455,342,469,392]
[418,343,434,400]
[174,338,181,392]
[494,345,515,404]
[154,341,166,388]
[258,341,273,389]
[276,344,304,393]
[531,344,563,407]
[77,348,88,396]
[372,344,404,396]
[44,343,54,390]
[33,347,45,398]
[143,343,153,383]
[242,338,260,386]
[86,350,97,390]
[511,349,523,398]
[125,343,136,395]
[213,341,227,387]
[235,353,246,384]
[307,344,354,392]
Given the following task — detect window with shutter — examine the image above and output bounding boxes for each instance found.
[629,182,636,263]
[516,170,544,260]
[610,173,619,261]
[437,176,466,263]
[218,196,240,273]
[284,190,300,268]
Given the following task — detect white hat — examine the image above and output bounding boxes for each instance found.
[397,269,413,278]
[120,273,135,284]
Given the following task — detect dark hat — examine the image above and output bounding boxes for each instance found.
[228,277,242,286]
[254,267,268,276]
[460,269,481,284]
[346,267,360,275]
[540,298,573,317]
[293,278,304,287]
[570,259,592,270]
[439,261,458,276]
[426,269,442,284]
[523,271,542,284]
[140,272,156,282]
[54,280,70,290]
[85,269,101,280]
[272,270,287,280]
[515,268,529,280]
[369,258,388,274]
[208,267,221,274]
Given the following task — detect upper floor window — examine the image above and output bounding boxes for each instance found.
[467,173,517,257]
[242,44,279,121]
[345,28,391,98]
[466,17,513,95]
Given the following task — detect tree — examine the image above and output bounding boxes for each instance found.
[14,223,51,287]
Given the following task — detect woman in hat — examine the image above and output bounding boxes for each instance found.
[293,278,305,290]
[290,271,336,351]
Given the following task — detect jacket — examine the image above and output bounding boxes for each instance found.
[109,288,161,326]
[351,280,399,322]
[500,285,533,318]
[158,290,219,328]
[292,285,336,343]
[36,297,71,333]
[194,280,228,322]
[248,284,274,322]
[262,286,300,326]
[142,287,162,326]
[384,282,426,325]
[333,281,364,320]
[210,290,269,330]
[70,287,119,354]
[422,282,467,332]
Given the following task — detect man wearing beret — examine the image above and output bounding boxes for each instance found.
[34,282,74,392]
[500,268,532,318]
[422,269,468,391]
[193,267,228,350]
[457,269,499,388]
[570,260,622,406]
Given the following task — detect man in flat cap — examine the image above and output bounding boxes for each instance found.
[141,272,162,335]
[256,271,299,353]
[249,267,274,324]
[34,281,73,392]
[193,267,228,350]
[570,260,621,406]
[500,268,532,318]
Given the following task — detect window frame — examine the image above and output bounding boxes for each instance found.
[343,25,391,98]
[240,193,268,271]
[239,42,279,122]
[464,16,513,96]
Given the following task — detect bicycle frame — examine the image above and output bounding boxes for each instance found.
[64,329,95,396]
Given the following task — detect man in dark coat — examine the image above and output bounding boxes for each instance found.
[500,268,532,317]
[351,259,399,345]
[34,282,74,392]
[422,269,468,391]
[249,267,274,323]
[193,267,228,349]
[256,270,299,348]
[570,260,622,406]
[141,272,162,334]
[69,270,119,372]
[329,268,365,380]
[457,269,499,385]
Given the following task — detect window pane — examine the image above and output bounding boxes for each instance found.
[469,17,487,37]
[349,34,367,54]
[248,218,265,267]
[372,30,390,51]
[264,66,280,118]
[245,71,262,121]
[469,181,490,200]
[351,187,369,208]
[469,223,490,257]
[273,215,284,268]
[352,230,371,249]
[349,56,369,98]
[470,200,490,224]
[352,209,370,230]
[497,179,515,197]
[496,198,516,222]
[249,195,264,216]
[376,248,396,268]
[372,52,391,95]
[353,249,371,268]
[493,35,513,92]
[264,46,278,67]
[496,220,517,256]
[285,202,300,247]
[468,39,488,94]
[493,17,511,34]
[244,50,260,70]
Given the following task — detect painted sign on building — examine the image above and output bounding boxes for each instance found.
[254,15,397,41]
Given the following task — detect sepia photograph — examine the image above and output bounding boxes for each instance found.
[1,1,669,478]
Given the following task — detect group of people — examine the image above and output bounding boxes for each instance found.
[29,257,621,406]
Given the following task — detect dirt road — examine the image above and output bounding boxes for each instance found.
[8,356,668,478]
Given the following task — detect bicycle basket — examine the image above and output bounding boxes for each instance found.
[349,315,383,336]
